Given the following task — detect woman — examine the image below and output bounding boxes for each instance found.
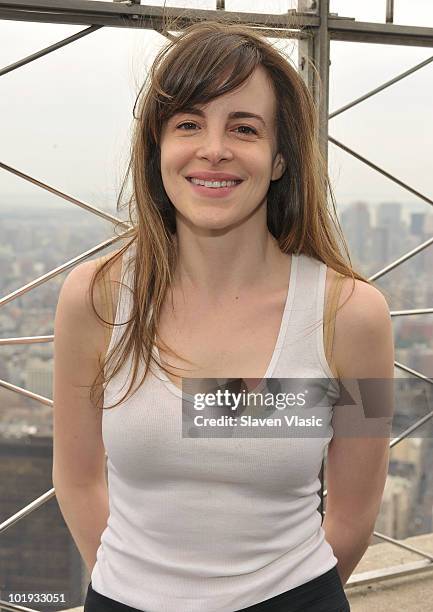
[52,18,394,612]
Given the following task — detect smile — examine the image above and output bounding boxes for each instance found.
[185,177,243,198]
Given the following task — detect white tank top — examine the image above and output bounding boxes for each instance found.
[91,241,341,611]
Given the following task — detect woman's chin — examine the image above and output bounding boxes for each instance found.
[177,209,241,232]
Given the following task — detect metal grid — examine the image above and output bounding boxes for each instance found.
[0,1,433,608]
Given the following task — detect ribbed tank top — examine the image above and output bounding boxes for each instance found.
[90,241,341,612]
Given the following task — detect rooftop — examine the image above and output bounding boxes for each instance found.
[347,532,433,611]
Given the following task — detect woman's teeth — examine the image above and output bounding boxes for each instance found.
[188,177,241,188]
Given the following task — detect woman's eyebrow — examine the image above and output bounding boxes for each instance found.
[175,107,266,127]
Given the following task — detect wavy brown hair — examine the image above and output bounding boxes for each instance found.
[89,15,372,411]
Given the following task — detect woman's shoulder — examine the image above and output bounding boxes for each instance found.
[326,266,393,379]
[325,265,389,320]
[65,247,126,364]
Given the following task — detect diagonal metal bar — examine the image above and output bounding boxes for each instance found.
[0,377,52,405]
[0,161,131,228]
[0,487,56,534]
[0,234,130,308]
[364,533,433,562]
[390,308,433,316]
[329,136,433,209]
[346,560,433,587]
[390,408,433,450]
[367,236,433,281]
[0,600,40,612]
[0,335,53,345]
[0,24,102,76]
[388,361,433,450]
[329,54,433,119]
[394,360,433,382]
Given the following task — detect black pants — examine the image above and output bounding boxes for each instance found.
[84,565,350,611]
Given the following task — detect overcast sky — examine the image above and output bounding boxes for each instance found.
[0,0,432,220]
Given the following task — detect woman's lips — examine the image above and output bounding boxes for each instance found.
[185,177,243,198]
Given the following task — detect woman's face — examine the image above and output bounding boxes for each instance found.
[159,65,285,231]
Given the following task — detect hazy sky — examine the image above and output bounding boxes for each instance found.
[0,0,432,217]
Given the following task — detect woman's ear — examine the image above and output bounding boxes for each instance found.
[271,152,286,181]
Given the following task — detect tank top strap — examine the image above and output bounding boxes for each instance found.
[291,254,338,341]
[288,253,323,332]
[279,253,340,391]
[104,241,136,374]
[315,258,342,391]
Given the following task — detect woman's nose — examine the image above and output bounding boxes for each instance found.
[195,132,234,162]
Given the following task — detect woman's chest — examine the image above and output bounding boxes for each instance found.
[156,288,288,387]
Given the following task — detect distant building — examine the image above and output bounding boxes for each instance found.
[410,212,425,237]
[0,435,86,611]
[376,201,405,263]
[376,475,412,539]
[23,356,53,400]
[340,201,371,267]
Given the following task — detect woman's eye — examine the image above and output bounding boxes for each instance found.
[177,122,198,131]
[236,125,257,135]
[176,122,257,135]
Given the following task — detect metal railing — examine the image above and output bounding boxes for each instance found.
[0,1,432,609]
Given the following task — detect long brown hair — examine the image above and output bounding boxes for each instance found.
[89,16,371,411]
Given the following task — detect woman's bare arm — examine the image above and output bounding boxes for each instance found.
[52,257,115,575]
[323,279,395,585]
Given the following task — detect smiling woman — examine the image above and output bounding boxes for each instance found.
[52,14,394,612]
